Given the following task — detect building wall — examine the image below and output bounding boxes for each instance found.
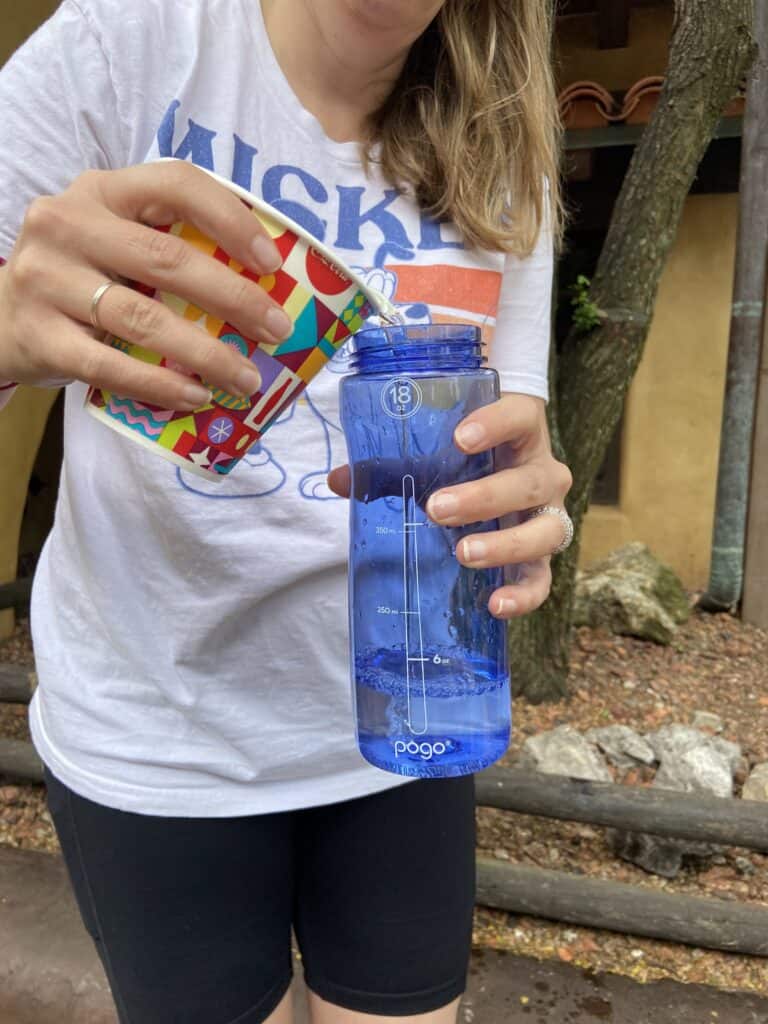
[557,6,673,90]
[1,0,58,65]
[581,194,737,587]
[0,390,57,638]
[556,5,736,588]
[0,1,60,637]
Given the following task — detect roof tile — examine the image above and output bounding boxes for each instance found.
[559,77,744,130]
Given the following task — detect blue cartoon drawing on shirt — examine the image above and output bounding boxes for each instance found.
[175,265,433,503]
[176,390,346,502]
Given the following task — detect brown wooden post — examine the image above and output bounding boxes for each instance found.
[598,0,631,48]
[701,0,768,611]
[743,291,768,625]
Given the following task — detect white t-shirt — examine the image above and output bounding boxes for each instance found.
[0,0,552,816]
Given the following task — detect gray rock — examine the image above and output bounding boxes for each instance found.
[742,763,768,802]
[519,725,613,783]
[585,725,656,770]
[644,724,706,761]
[652,745,733,799]
[709,737,743,774]
[573,542,690,644]
[644,725,742,779]
[610,830,714,880]
[734,855,757,876]
[691,710,724,734]
[615,722,734,879]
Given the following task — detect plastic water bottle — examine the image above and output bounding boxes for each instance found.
[340,324,510,778]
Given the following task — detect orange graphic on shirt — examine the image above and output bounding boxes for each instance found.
[386,263,502,347]
[389,264,501,315]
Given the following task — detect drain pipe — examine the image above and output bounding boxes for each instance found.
[701,0,768,612]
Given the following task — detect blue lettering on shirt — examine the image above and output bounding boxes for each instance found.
[335,186,414,266]
[156,100,464,259]
[262,166,328,241]
[158,100,216,170]
[232,135,259,192]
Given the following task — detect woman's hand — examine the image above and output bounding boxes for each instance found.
[328,393,572,619]
[0,161,294,410]
[425,393,572,619]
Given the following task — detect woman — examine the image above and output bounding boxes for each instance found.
[0,1,571,1021]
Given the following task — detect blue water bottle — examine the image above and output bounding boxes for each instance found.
[340,324,510,778]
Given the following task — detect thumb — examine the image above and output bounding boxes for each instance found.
[327,464,351,498]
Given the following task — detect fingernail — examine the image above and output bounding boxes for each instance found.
[462,539,487,564]
[427,492,459,522]
[265,307,293,341]
[495,598,517,617]
[181,383,212,408]
[251,235,282,274]
[234,365,262,397]
[455,421,487,451]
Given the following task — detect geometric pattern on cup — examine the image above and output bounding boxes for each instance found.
[85,203,375,477]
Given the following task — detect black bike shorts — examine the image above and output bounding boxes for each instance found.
[44,766,476,1023]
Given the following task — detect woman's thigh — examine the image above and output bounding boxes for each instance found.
[294,776,475,1021]
[44,766,295,1024]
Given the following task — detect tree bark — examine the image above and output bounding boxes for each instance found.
[511,0,755,703]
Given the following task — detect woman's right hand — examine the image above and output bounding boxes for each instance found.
[0,161,294,410]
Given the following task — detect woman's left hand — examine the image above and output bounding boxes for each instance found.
[424,393,572,619]
[327,393,572,620]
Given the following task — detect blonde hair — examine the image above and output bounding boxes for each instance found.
[367,0,562,256]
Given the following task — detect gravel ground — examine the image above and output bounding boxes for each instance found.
[2,610,768,995]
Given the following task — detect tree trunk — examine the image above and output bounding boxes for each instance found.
[511,0,755,703]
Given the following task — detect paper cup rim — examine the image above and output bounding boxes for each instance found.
[153,157,398,322]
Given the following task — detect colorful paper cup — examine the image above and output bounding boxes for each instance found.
[84,161,398,479]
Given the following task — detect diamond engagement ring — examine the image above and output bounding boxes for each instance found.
[89,280,118,331]
[528,504,574,555]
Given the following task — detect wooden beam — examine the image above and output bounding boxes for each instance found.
[477,859,768,956]
[0,664,35,704]
[558,0,659,15]
[743,29,768,624]
[564,116,743,151]
[0,577,32,611]
[475,768,768,851]
[0,740,43,783]
[598,0,630,48]
[743,283,768,627]
[558,0,600,13]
